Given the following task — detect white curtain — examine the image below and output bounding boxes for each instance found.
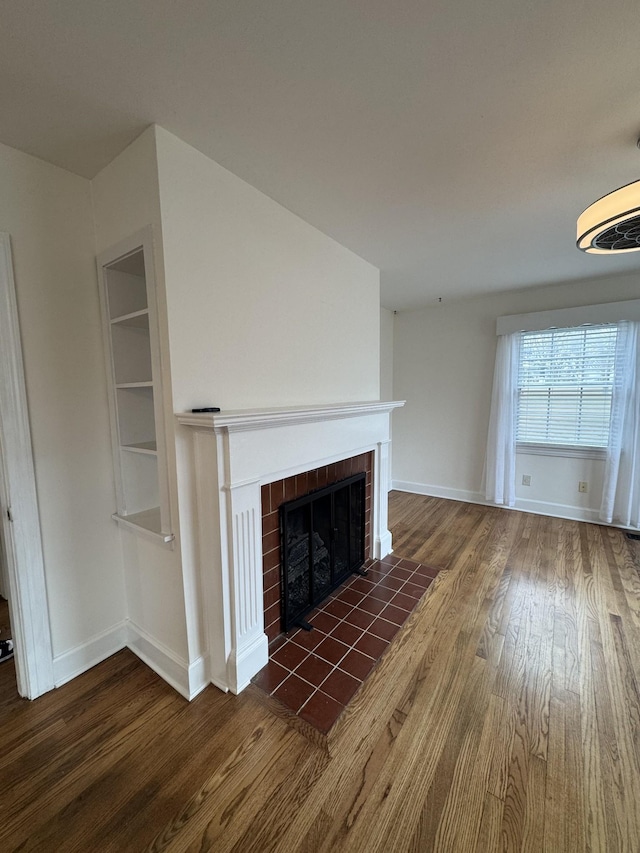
[485,332,521,507]
[601,321,640,528]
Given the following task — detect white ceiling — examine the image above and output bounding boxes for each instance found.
[2,0,640,309]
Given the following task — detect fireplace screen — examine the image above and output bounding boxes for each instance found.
[280,473,365,631]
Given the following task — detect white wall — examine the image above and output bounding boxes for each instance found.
[514,452,605,521]
[0,141,125,659]
[380,307,395,490]
[91,128,190,667]
[393,272,640,522]
[155,126,380,412]
[380,308,394,401]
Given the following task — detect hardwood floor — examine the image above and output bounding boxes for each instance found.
[2,494,640,851]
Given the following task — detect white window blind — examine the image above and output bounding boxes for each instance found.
[517,324,618,448]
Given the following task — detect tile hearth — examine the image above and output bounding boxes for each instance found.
[252,554,441,733]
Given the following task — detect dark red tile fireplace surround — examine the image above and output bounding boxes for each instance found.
[256,453,441,733]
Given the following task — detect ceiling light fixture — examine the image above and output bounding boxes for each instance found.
[577,139,640,253]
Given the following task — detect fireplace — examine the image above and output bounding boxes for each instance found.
[177,400,404,694]
[261,453,372,642]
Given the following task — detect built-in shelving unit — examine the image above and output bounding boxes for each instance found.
[98,228,173,544]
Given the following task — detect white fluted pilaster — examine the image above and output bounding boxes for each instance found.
[223,479,268,693]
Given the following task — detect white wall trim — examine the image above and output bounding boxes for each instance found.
[0,232,55,699]
[393,480,486,506]
[179,400,405,433]
[392,480,635,527]
[496,298,640,336]
[186,654,210,699]
[513,497,602,525]
[517,443,607,460]
[52,617,209,699]
[127,619,203,700]
[53,621,127,687]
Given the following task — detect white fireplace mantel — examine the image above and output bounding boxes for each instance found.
[177,400,405,695]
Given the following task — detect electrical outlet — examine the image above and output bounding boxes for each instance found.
[579,481,588,493]
[522,474,531,486]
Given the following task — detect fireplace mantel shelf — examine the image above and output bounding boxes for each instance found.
[176,400,405,433]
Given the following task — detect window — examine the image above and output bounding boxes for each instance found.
[517,324,618,448]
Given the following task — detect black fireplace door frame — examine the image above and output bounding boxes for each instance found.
[280,472,366,631]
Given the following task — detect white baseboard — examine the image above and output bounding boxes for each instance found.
[393,480,486,506]
[53,621,128,688]
[52,619,209,700]
[211,674,230,693]
[391,480,606,526]
[186,654,210,699]
[126,620,208,701]
[227,632,269,695]
[512,498,602,525]
[374,530,394,560]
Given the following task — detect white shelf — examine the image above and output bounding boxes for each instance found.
[116,381,153,389]
[121,441,157,455]
[111,308,150,328]
[112,508,174,544]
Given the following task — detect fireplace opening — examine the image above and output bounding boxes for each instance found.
[280,473,366,631]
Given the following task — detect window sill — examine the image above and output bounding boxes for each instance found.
[516,443,607,460]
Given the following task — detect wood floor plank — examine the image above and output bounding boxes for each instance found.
[500,714,531,853]
[474,792,504,853]
[411,654,488,853]
[609,613,640,768]
[563,688,587,853]
[543,695,565,853]
[487,695,517,803]
[520,754,546,853]
[476,564,513,660]
[562,523,583,696]
[590,636,628,852]
[575,542,609,853]
[431,651,506,853]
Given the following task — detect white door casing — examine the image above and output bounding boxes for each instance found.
[0,232,54,698]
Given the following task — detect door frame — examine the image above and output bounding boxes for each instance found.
[0,232,54,698]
